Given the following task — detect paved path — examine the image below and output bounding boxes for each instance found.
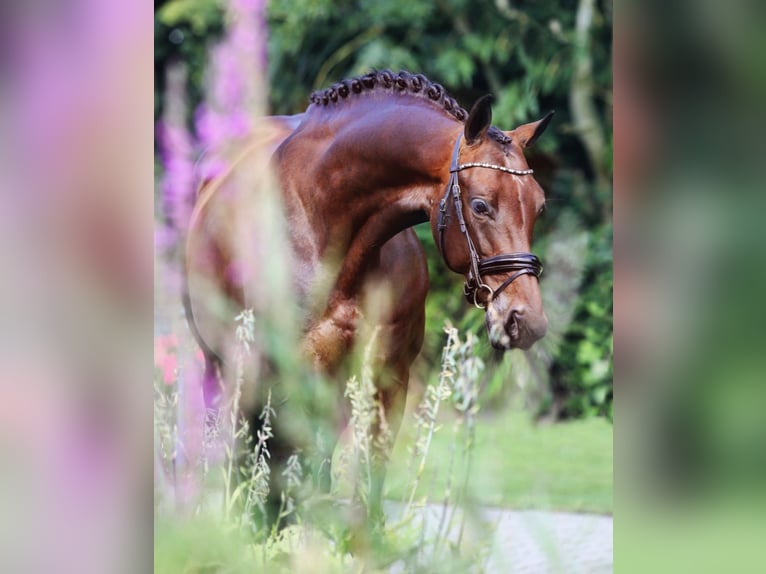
[385,502,613,573]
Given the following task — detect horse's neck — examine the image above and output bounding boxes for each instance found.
[282,101,457,300]
[295,102,455,236]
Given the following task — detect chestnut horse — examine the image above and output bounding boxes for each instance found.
[184,70,552,523]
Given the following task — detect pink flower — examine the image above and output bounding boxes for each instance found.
[154,333,179,385]
[155,333,205,385]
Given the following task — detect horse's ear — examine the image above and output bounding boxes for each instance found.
[464,95,493,145]
[510,110,555,148]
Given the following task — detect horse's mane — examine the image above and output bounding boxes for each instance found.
[309,70,511,145]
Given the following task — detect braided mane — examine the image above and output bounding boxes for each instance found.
[309,70,511,145]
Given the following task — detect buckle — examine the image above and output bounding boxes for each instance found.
[437,199,448,231]
[473,283,494,309]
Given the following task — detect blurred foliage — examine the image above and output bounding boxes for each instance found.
[154,0,225,122]
[155,0,613,420]
[549,222,613,420]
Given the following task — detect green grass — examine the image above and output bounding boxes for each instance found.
[385,409,613,514]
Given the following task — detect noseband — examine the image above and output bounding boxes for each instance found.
[437,134,543,309]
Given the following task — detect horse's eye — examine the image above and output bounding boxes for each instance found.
[471,199,490,216]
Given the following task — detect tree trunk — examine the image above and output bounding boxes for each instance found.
[570,0,610,214]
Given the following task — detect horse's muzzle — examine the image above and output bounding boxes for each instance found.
[487,304,548,350]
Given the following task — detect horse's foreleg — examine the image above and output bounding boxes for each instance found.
[368,365,409,524]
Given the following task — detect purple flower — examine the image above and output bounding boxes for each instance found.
[194,0,269,154]
[156,118,195,248]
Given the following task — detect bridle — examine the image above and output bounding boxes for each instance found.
[437,134,543,309]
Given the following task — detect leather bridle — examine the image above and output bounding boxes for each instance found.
[437,134,543,309]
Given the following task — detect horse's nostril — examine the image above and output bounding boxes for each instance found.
[508,305,525,322]
[506,307,524,340]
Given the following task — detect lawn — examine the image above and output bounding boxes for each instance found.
[384,407,613,515]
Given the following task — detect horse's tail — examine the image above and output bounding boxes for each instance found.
[180,286,222,365]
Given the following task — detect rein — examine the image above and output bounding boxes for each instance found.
[437,134,543,309]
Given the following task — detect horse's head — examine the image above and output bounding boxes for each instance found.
[431,96,553,350]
